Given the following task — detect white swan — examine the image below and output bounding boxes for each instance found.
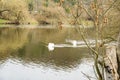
[72,40,77,47]
[48,43,55,51]
[66,39,77,47]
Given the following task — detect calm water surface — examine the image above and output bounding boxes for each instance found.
[0,26,95,80]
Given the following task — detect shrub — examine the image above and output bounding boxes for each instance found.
[0,0,30,24]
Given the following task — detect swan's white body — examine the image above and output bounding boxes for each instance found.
[72,40,77,47]
[48,43,55,51]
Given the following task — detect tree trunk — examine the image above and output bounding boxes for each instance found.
[117,32,120,76]
[104,46,119,80]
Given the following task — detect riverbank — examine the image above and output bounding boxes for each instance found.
[0,19,10,24]
[0,17,94,28]
[0,18,38,25]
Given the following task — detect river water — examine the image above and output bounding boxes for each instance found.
[0,25,96,80]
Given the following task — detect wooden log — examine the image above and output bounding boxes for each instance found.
[104,46,119,80]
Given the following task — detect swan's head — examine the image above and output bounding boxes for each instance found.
[48,43,55,51]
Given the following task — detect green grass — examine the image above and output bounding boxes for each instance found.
[0,19,10,24]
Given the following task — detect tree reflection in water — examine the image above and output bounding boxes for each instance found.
[0,27,92,69]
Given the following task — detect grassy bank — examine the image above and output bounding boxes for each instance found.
[0,19,10,24]
[0,18,38,25]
